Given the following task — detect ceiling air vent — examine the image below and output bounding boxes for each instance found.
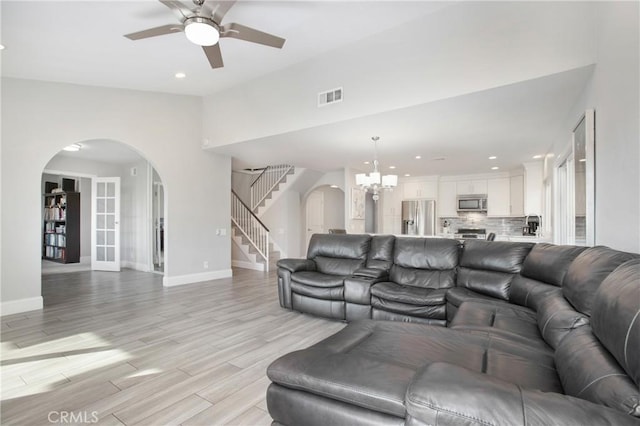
[318,87,343,107]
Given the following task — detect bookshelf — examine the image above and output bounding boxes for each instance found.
[43,191,80,263]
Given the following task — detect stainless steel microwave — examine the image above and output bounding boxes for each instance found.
[457,195,488,212]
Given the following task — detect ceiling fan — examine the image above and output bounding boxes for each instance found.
[124,0,286,69]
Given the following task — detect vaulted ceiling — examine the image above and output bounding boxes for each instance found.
[2,1,603,176]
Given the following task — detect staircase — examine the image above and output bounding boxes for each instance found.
[231,165,294,272]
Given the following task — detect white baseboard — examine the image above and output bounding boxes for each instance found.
[1,296,44,316]
[163,269,233,287]
[121,261,151,272]
[232,260,265,271]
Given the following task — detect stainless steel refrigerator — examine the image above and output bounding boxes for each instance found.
[401,200,437,236]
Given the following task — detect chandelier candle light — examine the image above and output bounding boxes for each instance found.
[355,136,398,201]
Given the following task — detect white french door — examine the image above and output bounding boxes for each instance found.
[92,177,121,271]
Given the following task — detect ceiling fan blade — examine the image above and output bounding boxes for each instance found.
[203,44,224,69]
[159,0,192,20]
[213,1,237,24]
[124,24,184,40]
[221,23,285,48]
[199,0,218,19]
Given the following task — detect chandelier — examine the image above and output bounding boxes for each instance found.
[355,136,398,201]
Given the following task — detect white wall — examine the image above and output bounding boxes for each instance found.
[549,2,639,253]
[1,78,232,314]
[120,160,152,271]
[260,190,302,258]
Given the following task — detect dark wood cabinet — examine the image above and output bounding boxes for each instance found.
[43,191,80,263]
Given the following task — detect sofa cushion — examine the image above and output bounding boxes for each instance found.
[510,243,587,309]
[291,281,344,301]
[371,283,448,320]
[267,320,561,419]
[366,235,395,271]
[591,258,640,387]
[536,292,589,349]
[307,234,370,275]
[291,271,345,288]
[555,326,640,417]
[520,243,588,286]
[372,282,447,306]
[393,237,460,270]
[563,246,638,316]
[445,287,500,308]
[456,240,533,300]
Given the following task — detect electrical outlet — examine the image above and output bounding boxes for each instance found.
[203,261,209,269]
[219,228,227,236]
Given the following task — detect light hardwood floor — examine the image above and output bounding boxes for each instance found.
[1,268,346,425]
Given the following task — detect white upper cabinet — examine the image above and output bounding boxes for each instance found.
[438,181,458,217]
[523,162,543,215]
[456,179,488,195]
[487,178,510,216]
[403,180,438,199]
[509,175,524,216]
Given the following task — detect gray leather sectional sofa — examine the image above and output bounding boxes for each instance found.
[269,233,640,425]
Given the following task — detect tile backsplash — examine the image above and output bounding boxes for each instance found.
[440,213,537,236]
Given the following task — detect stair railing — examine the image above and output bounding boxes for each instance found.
[250,164,294,211]
[231,190,269,270]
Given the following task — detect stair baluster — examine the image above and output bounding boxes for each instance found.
[231,190,270,271]
[250,164,294,211]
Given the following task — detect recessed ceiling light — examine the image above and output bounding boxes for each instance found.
[579,158,587,162]
[415,155,422,159]
[389,166,396,169]
[63,143,82,152]
[488,156,497,160]
[364,161,370,165]
[404,173,411,177]
[491,166,499,170]
[175,72,186,79]
[0,44,5,50]
[432,157,446,161]
[329,184,339,188]
[532,154,543,159]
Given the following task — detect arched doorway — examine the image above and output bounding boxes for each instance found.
[41,139,166,276]
[304,185,346,247]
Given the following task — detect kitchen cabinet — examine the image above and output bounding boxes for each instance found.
[438,181,458,217]
[456,179,487,195]
[403,180,437,199]
[487,178,510,216]
[509,175,524,216]
[380,187,402,234]
[524,162,543,215]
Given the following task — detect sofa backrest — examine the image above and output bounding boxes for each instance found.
[307,233,371,276]
[456,240,533,300]
[510,243,587,310]
[563,246,638,316]
[555,259,640,417]
[389,237,459,288]
[366,235,395,271]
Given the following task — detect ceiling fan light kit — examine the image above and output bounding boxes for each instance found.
[124,0,286,69]
[184,17,219,46]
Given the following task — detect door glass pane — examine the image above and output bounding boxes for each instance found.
[96,230,105,245]
[106,214,115,229]
[107,182,115,197]
[107,247,115,262]
[97,247,105,261]
[107,231,115,245]
[97,182,106,197]
[97,199,106,213]
[97,214,105,229]
[107,199,115,213]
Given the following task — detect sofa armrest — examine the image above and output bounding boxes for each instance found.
[277,258,316,273]
[406,362,638,426]
[352,267,389,280]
